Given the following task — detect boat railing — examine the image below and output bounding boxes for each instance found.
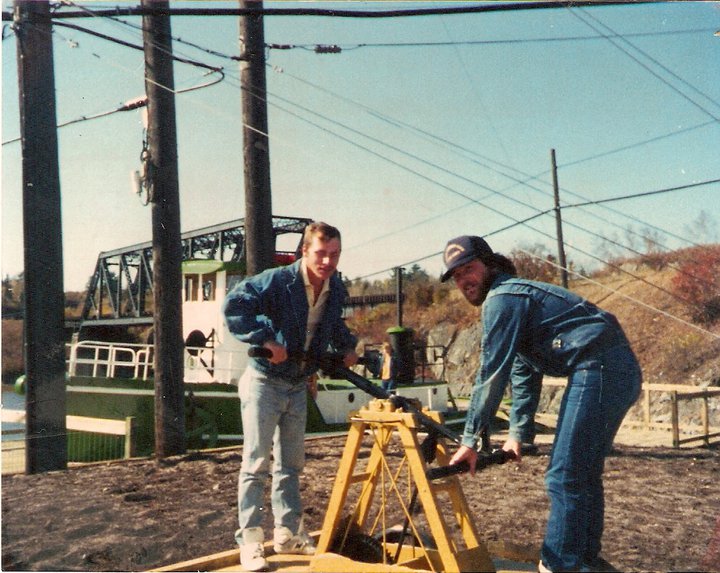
[67,340,153,380]
[66,339,248,384]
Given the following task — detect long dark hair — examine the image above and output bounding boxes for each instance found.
[486,252,517,276]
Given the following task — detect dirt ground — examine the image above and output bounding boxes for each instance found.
[2,433,719,573]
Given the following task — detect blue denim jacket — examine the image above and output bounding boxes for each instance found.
[222,260,357,381]
[463,273,631,448]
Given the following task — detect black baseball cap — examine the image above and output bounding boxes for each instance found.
[440,235,494,282]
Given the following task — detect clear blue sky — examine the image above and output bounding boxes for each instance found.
[2,1,719,291]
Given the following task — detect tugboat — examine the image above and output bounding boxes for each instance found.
[58,216,452,457]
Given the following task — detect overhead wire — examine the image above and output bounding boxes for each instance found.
[187,21,720,322]
[11,10,716,266]
[264,61,720,314]
[2,10,226,146]
[437,14,511,166]
[53,20,225,77]
[271,63,716,254]
[9,1,714,262]
[239,63,716,314]
[568,7,720,121]
[264,61,719,300]
[5,5,718,335]
[266,27,716,51]
[58,0,227,101]
[55,2,294,146]
[357,231,720,342]
[370,90,716,254]
[60,0,241,63]
[57,10,720,314]
[3,1,668,20]
[578,8,720,115]
[2,97,148,146]
[565,179,720,209]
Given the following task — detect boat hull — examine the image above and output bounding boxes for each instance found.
[66,376,454,458]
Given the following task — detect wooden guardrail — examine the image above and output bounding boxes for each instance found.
[541,380,720,448]
[1,409,137,459]
[668,388,720,448]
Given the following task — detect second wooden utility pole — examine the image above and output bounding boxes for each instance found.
[551,149,569,289]
[142,0,186,458]
[239,0,275,276]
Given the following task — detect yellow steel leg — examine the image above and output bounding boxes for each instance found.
[311,400,497,573]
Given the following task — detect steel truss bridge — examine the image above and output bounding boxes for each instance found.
[72,216,312,330]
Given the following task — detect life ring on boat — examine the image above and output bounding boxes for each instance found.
[185,330,208,357]
[14,375,26,396]
[184,330,215,376]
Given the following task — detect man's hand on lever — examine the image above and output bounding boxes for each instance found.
[502,437,523,463]
[262,341,287,364]
[343,350,359,368]
[449,445,479,475]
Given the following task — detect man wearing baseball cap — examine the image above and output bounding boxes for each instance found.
[442,235,641,573]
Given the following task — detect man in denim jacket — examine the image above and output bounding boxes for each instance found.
[443,235,641,573]
[223,222,358,571]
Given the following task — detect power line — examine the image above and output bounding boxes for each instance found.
[2,18,225,146]
[271,64,715,252]
[53,20,225,76]
[266,27,716,52]
[1,2,661,22]
[577,8,720,114]
[523,249,720,341]
[559,120,717,170]
[6,1,715,334]
[11,7,713,276]
[564,178,720,209]
[60,0,243,63]
[261,68,716,306]
[254,73,711,310]
[568,7,720,121]
[58,10,708,260]
[223,40,719,307]
[3,96,146,146]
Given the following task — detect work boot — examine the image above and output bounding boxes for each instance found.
[240,527,268,572]
[273,525,316,555]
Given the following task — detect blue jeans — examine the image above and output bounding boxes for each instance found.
[235,366,307,544]
[541,344,641,572]
[381,378,396,391]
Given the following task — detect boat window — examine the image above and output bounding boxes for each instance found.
[202,275,216,301]
[184,276,198,302]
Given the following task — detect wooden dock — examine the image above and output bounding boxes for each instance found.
[150,534,539,572]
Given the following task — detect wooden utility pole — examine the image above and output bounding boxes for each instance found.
[142,0,185,457]
[239,0,275,275]
[551,149,569,288]
[14,0,67,474]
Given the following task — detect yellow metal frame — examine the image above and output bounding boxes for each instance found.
[311,399,496,573]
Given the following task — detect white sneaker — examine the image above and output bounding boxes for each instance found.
[538,560,553,573]
[273,525,316,555]
[240,527,268,572]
